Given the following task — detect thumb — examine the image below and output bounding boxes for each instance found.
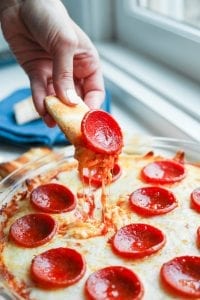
[53,46,79,105]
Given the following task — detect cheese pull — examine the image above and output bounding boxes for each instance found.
[45,95,89,145]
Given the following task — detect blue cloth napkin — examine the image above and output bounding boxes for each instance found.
[0,88,111,147]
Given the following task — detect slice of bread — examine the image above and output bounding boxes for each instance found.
[45,96,89,145]
[0,147,54,179]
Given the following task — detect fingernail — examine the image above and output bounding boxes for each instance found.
[66,89,81,104]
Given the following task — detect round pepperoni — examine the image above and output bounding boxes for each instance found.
[141,160,186,184]
[112,223,166,259]
[81,110,123,155]
[191,187,200,212]
[83,163,122,188]
[85,266,144,300]
[129,186,177,216]
[9,213,57,248]
[160,256,200,298]
[196,227,200,248]
[31,247,86,288]
[30,183,76,213]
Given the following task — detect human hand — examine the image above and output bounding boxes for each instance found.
[0,0,105,127]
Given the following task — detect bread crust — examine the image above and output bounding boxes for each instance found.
[45,96,89,145]
[0,147,54,179]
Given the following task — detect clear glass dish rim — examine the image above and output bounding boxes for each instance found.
[0,136,199,200]
[0,136,199,299]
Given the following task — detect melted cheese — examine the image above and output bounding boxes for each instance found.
[75,145,118,185]
[1,153,200,300]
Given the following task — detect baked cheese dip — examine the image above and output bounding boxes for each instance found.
[0,150,200,300]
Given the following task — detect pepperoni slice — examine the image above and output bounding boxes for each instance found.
[191,187,200,212]
[31,247,86,288]
[83,163,122,188]
[9,213,57,248]
[160,256,200,298]
[30,183,76,213]
[85,266,144,300]
[196,227,200,248]
[81,110,123,155]
[112,223,166,259]
[129,186,177,216]
[141,160,186,184]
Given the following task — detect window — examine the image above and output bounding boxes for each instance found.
[115,0,200,82]
[64,0,200,141]
[136,0,200,29]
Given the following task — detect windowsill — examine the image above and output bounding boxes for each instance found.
[96,41,200,142]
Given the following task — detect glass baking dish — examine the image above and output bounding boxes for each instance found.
[0,137,199,300]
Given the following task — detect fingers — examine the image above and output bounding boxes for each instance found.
[84,90,105,109]
[52,41,80,106]
[69,21,105,108]
[82,66,105,109]
[52,18,105,108]
[31,78,56,127]
[24,61,56,127]
[43,113,56,128]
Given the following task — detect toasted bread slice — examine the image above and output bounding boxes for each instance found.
[45,96,89,145]
[0,147,54,179]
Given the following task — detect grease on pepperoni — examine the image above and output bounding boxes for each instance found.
[191,187,200,212]
[81,110,123,155]
[9,213,57,248]
[160,256,200,298]
[31,247,86,288]
[141,160,186,184]
[30,183,76,213]
[130,186,177,216]
[85,266,144,300]
[112,223,166,259]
